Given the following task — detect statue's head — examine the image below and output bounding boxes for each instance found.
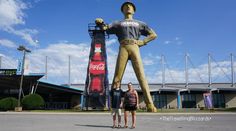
[121,2,136,15]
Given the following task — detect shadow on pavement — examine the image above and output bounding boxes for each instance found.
[75,124,112,128]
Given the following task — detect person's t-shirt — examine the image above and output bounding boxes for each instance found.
[106,19,154,42]
[124,89,137,106]
[110,88,124,109]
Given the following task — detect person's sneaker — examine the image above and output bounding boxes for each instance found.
[112,125,117,128]
[118,125,121,128]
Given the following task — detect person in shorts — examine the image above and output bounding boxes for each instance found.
[123,82,139,129]
[110,82,124,128]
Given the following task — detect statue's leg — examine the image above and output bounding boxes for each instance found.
[111,45,129,89]
[129,44,157,112]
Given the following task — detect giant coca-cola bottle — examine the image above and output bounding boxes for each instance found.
[84,24,109,110]
[89,43,105,94]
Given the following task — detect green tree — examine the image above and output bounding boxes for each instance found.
[22,94,45,110]
[0,97,18,111]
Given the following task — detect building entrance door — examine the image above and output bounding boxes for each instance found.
[182,94,196,108]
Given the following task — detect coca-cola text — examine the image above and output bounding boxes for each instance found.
[89,61,105,74]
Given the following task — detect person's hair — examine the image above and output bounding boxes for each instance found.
[128,82,132,86]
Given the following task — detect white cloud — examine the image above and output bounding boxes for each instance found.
[163,37,183,45]
[106,38,117,46]
[5,27,39,46]
[1,41,234,85]
[164,41,171,44]
[0,39,17,48]
[23,42,137,84]
[0,0,38,46]
[143,58,154,65]
[31,42,231,84]
[142,54,161,66]
[0,0,26,27]
[147,61,234,83]
[0,54,17,69]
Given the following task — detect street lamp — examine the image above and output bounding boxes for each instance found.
[0,55,2,69]
[15,45,31,112]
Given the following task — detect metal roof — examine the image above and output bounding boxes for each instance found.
[37,81,83,94]
[0,75,44,89]
[69,83,236,93]
[0,75,83,95]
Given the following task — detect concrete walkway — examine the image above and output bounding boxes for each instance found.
[1,112,236,131]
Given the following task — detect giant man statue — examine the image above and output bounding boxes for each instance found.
[95,2,157,112]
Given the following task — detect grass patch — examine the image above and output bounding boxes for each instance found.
[30,109,111,113]
[214,107,236,112]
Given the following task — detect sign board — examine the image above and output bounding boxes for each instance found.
[203,93,213,109]
[0,69,17,76]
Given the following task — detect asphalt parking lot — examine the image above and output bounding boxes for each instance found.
[1,112,236,131]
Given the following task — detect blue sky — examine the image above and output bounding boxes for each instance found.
[0,0,236,84]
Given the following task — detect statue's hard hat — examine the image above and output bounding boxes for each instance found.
[121,2,136,12]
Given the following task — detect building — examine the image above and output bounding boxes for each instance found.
[124,83,236,109]
[1,69,236,109]
[71,83,236,109]
[0,71,83,110]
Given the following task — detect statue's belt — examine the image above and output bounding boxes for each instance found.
[120,39,137,45]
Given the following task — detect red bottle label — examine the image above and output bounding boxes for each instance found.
[90,76,103,93]
[89,61,105,75]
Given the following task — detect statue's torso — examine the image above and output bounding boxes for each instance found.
[107,19,151,42]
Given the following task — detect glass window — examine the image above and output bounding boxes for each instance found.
[152,94,167,109]
[182,94,196,108]
[212,93,225,108]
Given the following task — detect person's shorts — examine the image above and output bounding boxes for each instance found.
[124,105,137,111]
[111,108,122,116]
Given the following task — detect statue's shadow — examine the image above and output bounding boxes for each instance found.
[75,124,112,128]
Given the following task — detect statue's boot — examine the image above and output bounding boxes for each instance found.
[147,104,157,112]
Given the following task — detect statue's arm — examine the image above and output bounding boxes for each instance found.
[137,29,157,47]
[143,30,158,44]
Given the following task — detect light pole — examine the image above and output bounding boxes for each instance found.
[0,55,2,69]
[15,45,31,112]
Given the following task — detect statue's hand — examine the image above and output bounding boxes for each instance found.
[95,18,108,30]
[95,18,104,25]
[136,40,145,47]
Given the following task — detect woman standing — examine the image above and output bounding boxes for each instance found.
[124,82,139,129]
